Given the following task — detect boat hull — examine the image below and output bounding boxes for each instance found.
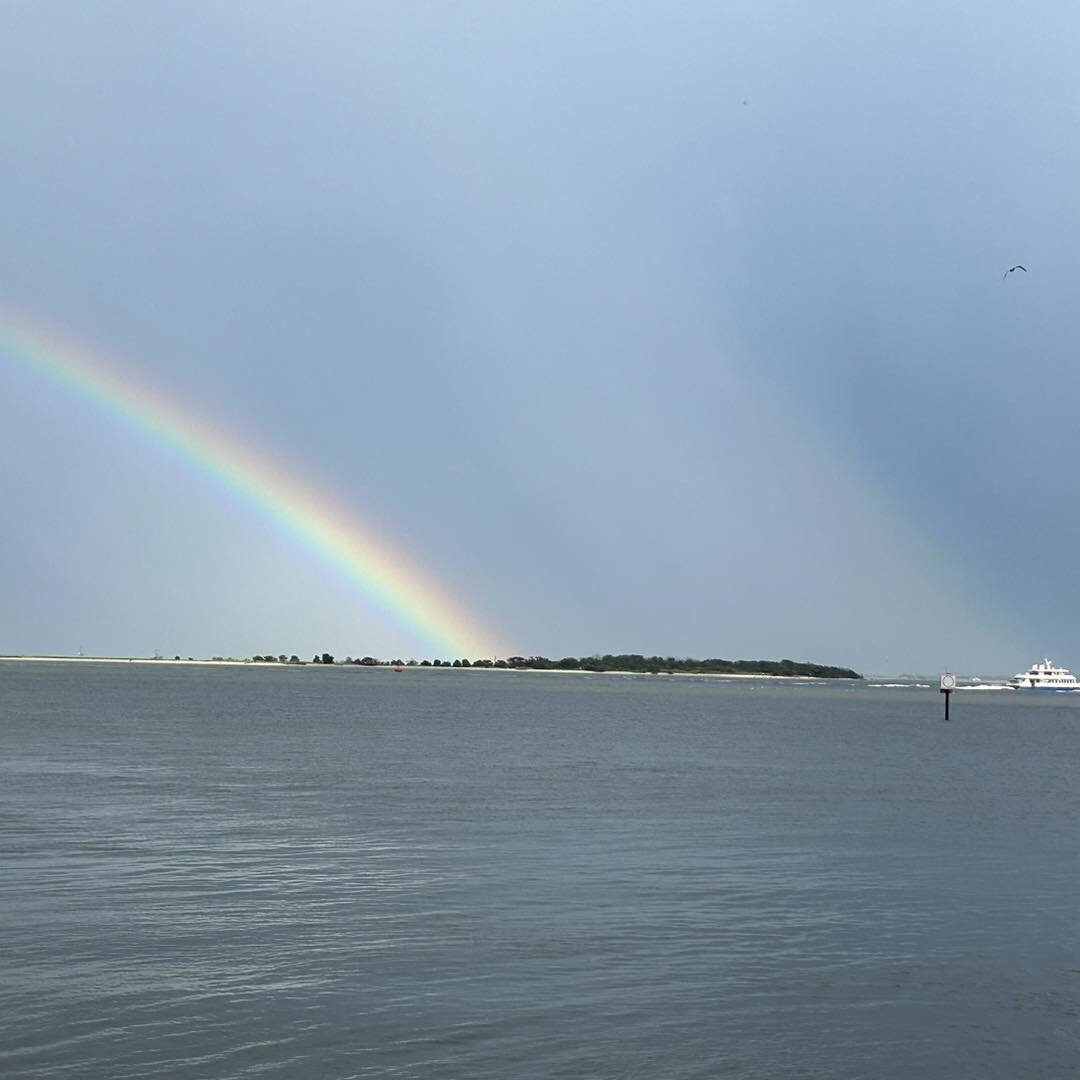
[1010,685,1080,692]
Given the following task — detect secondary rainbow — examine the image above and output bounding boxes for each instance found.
[0,313,502,659]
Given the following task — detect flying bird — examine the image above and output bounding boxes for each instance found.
[1002,265,1027,280]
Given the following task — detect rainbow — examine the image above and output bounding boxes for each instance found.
[0,313,503,659]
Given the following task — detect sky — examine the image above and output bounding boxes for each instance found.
[1,1,1078,674]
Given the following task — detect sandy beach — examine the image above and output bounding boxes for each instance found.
[0,655,269,668]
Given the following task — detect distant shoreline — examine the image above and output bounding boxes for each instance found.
[0,655,267,668]
[0,654,851,680]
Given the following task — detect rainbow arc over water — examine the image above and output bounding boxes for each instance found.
[0,314,502,659]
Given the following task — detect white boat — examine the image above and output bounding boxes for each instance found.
[1008,658,1080,691]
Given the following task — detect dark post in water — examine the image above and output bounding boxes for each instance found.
[940,672,955,720]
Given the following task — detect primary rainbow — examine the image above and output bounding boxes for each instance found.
[0,313,503,659]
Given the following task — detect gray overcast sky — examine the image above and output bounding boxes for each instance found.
[1,1,1078,674]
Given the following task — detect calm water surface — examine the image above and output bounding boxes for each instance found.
[2,662,1078,1078]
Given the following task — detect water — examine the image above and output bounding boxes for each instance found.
[2,662,1079,1078]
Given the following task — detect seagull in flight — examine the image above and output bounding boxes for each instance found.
[1002,265,1027,280]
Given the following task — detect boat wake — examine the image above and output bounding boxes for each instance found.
[869,682,931,689]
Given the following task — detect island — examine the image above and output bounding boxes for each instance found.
[294,653,861,678]
[0,653,862,679]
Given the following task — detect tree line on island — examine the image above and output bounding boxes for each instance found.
[237,653,861,678]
